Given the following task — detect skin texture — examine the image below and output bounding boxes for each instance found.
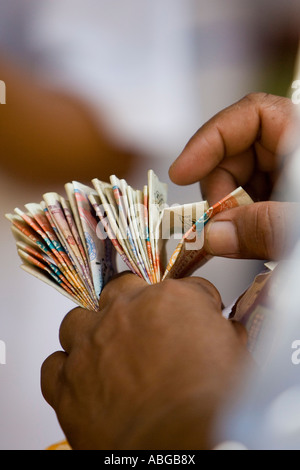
[41,274,251,450]
[169,93,299,260]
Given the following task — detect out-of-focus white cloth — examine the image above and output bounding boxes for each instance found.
[214,56,300,449]
[214,149,300,450]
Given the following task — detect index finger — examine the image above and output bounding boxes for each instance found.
[169,93,294,190]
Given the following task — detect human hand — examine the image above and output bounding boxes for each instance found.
[41,274,251,450]
[169,93,299,260]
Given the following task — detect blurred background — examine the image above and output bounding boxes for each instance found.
[0,0,299,449]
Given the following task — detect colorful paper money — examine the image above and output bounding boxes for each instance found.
[6,171,253,311]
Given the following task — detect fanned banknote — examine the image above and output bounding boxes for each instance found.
[6,170,253,311]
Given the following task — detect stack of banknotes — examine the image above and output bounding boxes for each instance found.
[6,170,253,311]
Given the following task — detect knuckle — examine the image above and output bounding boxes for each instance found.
[108,295,131,317]
[90,298,128,347]
[260,203,274,258]
[99,273,145,309]
[194,277,221,303]
[178,277,222,310]
[159,278,178,293]
[244,92,291,112]
[59,307,83,341]
[156,279,181,304]
[243,92,270,104]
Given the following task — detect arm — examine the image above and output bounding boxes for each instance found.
[41,274,251,450]
[169,93,299,260]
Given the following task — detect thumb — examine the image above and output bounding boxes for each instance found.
[204,201,298,260]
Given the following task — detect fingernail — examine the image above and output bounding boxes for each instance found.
[206,221,239,255]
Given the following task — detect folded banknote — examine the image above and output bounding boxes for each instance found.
[6,170,253,311]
